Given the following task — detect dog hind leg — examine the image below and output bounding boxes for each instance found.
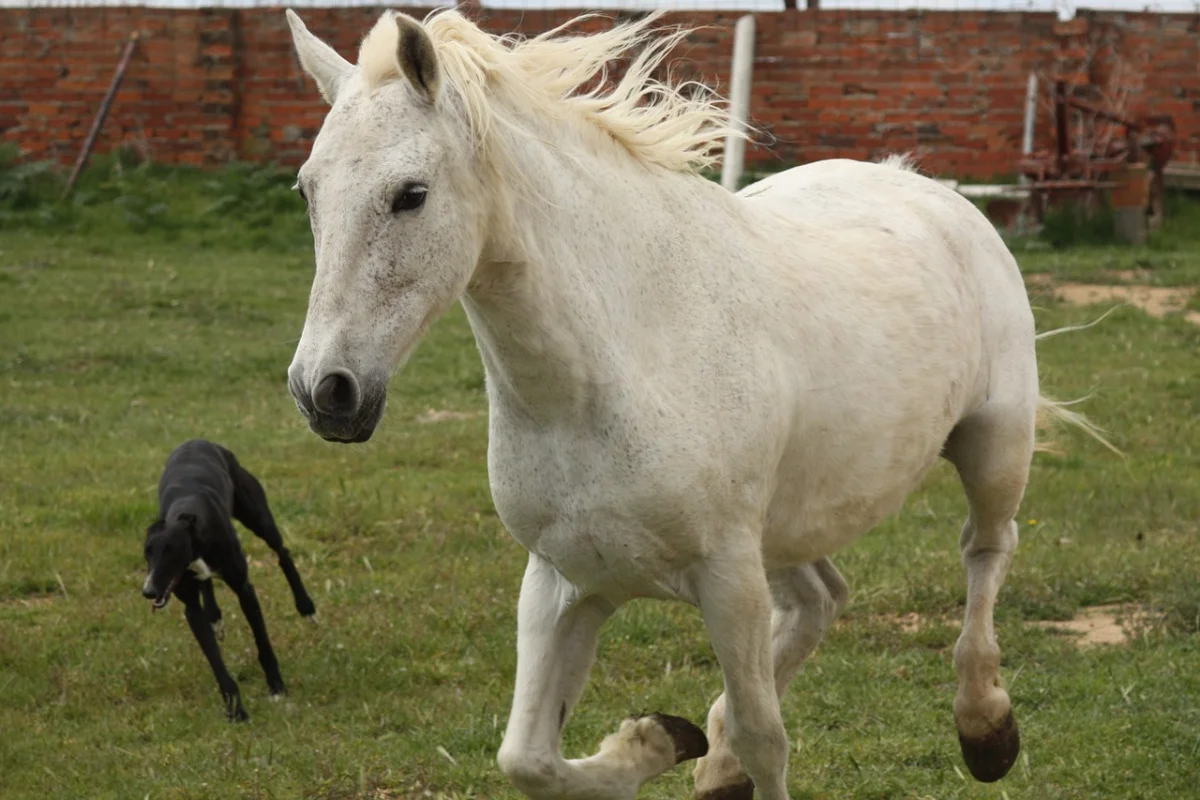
[230,464,317,618]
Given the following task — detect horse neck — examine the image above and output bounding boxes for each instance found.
[461,125,735,422]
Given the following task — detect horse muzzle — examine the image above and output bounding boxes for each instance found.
[289,367,388,444]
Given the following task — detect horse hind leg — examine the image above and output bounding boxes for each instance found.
[942,397,1036,783]
[693,558,848,799]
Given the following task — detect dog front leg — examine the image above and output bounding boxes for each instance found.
[232,579,287,697]
[200,579,224,640]
[182,594,247,721]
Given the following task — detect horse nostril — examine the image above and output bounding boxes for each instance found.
[313,371,360,416]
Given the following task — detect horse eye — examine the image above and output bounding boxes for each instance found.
[391,184,427,214]
[296,184,308,204]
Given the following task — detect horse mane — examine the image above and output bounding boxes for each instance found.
[356,9,738,174]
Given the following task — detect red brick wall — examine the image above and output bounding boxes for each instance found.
[2,6,1197,178]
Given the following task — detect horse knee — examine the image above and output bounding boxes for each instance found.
[497,745,559,798]
[725,705,788,778]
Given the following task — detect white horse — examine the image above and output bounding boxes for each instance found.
[283,9,1112,799]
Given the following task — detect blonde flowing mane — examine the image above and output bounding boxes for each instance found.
[356,9,738,174]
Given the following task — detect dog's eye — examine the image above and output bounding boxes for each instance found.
[164,544,173,556]
[391,183,427,214]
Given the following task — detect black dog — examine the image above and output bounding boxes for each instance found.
[141,439,316,721]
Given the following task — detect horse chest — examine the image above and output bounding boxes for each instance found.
[486,428,700,600]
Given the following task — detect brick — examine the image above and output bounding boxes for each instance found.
[2,7,1199,178]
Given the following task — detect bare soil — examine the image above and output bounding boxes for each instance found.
[862,602,1154,647]
[1025,273,1198,325]
[1028,603,1154,647]
[1052,283,1195,320]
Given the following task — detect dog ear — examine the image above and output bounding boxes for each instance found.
[145,519,165,536]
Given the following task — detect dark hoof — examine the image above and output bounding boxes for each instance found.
[646,712,709,764]
[958,711,1020,783]
[697,779,755,800]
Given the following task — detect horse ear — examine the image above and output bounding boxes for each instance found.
[286,9,352,106]
[394,13,440,104]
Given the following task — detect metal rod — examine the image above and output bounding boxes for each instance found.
[721,15,756,192]
[1021,72,1038,156]
[62,32,140,201]
[1054,79,1069,176]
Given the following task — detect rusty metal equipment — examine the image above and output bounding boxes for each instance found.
[1015,78,1176,229]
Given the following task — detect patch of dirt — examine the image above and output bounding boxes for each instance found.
[414,409,484,424]
[1028,603,1153,647]
[841,611,954,633]
[885,612,931,633]
[1052,283,1196,319]
[855,603,1154,648]
[1025,273,1198,324]
[1105,268,1154,283]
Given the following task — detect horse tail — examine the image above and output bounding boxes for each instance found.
[1034,395,1121,456]
[1033,306,1124,457]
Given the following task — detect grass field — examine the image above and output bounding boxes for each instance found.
[1,159,1198,799]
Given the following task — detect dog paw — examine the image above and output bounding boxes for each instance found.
[297,598,317,617]
[212,619,225,640]
[224,694,248,722]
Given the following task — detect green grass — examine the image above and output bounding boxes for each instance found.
[1,162,1198,799]
[1008,192,1200,290]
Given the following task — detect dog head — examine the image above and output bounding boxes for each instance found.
[141,513,196,610]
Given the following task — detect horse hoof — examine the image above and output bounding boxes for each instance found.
[644,712,709,764]
[958,710,1020,783]
[697,779,755,800]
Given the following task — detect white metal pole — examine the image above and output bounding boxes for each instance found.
[721,15,756,192]
[1021,72,1038,158]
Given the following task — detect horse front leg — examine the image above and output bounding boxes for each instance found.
[694,552,791,800]
[497,553,709,800]
[695,557,848,799]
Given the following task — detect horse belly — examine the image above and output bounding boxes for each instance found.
[761,396,961,569]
